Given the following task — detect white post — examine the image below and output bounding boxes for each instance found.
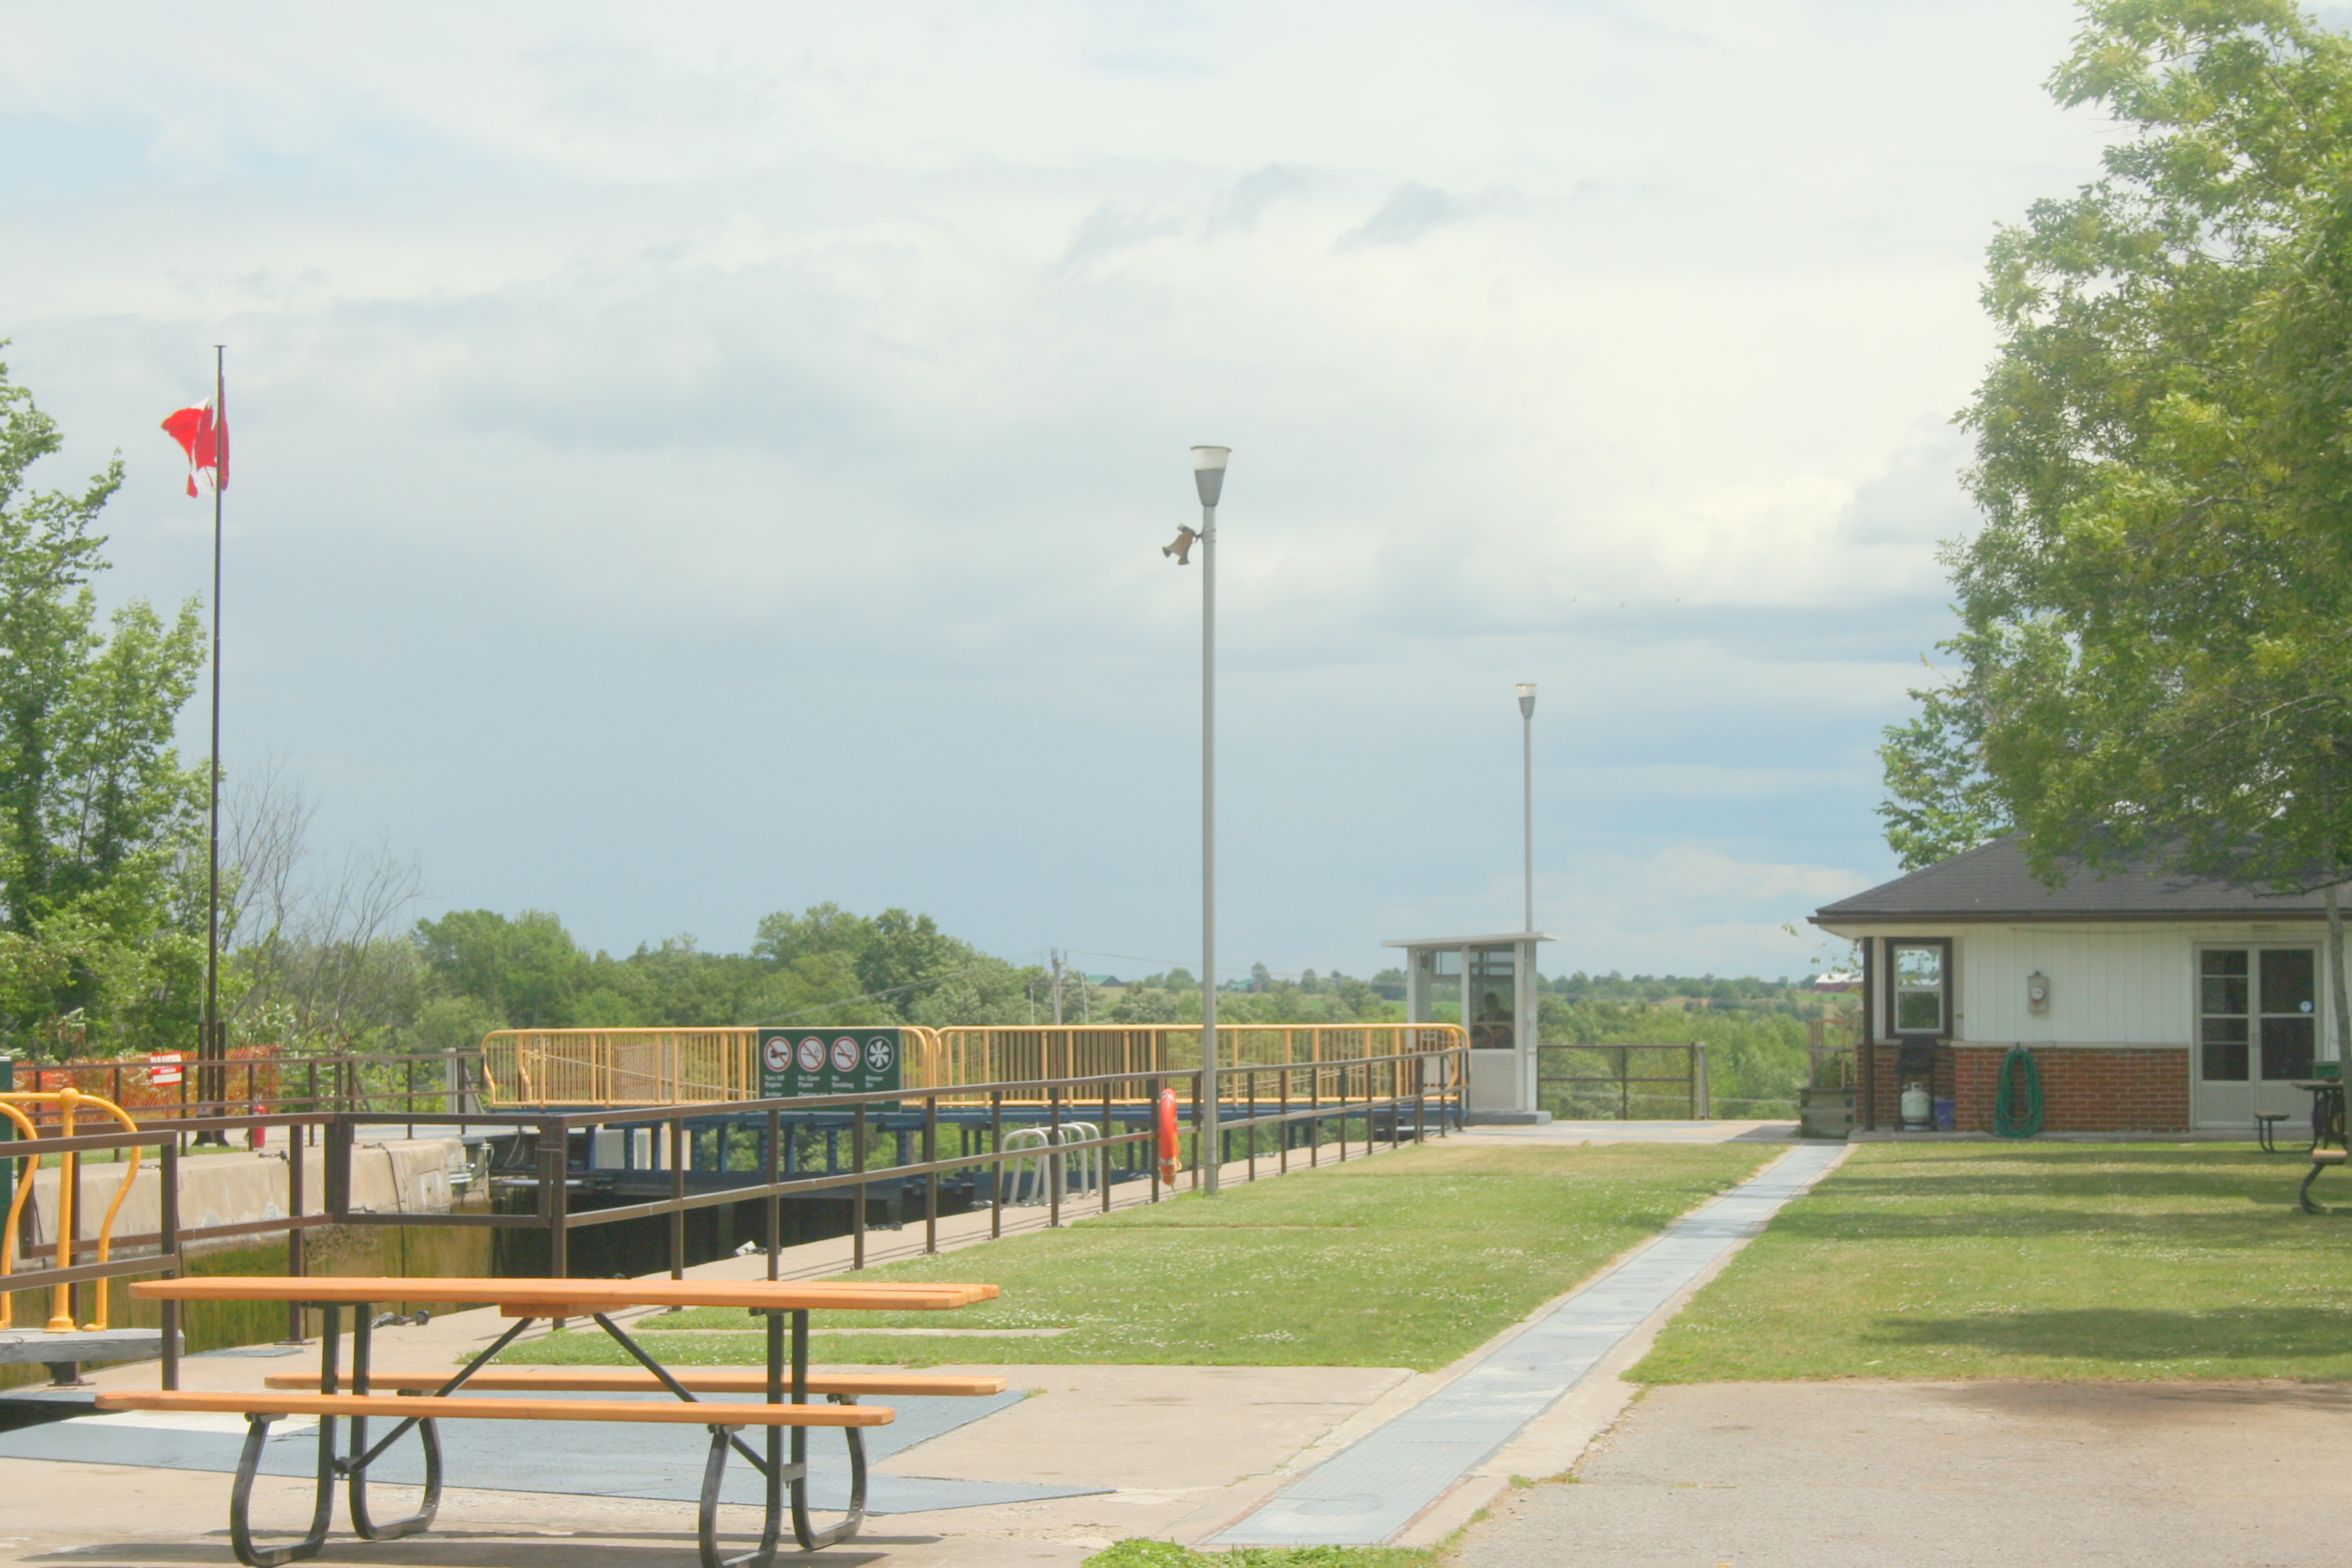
[1518,683,1536,934]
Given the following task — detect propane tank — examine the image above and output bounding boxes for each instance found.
[1899,1081,1931,1128]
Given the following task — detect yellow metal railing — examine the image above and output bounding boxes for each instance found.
[1,1088,142,1332]
[478,1022,1467,1107]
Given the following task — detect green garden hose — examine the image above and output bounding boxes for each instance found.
[1993,1043,2044,1139]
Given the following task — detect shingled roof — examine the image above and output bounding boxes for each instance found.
[1812,836,2330,926]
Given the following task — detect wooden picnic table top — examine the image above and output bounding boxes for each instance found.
[127,1277,997,1311]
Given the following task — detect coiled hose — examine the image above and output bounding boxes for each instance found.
[1993,1043,2044,1139]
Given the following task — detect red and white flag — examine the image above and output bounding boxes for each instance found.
[161,389,229,497]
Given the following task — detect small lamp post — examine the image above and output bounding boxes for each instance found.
[1517,683,1537,933]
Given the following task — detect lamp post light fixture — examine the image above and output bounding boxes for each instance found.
[1177,444,1230,1194]
[1517,683,1537,934]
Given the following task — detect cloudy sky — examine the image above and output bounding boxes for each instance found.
[1,2,2124,983]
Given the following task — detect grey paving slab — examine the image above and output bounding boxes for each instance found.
[1211,1143,1844,1547]
[0,1389,1102,1514]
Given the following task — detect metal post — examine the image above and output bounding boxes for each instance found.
[990,1091,1004,1237]
[1518,683,1537,933]
[198,346,226,1147]
[1047,1085,1062,1228]
[160,1141,180,1390]
[764,1109,781,1280]
[282,1130,306,1343]
[1202,494,1221,1202]
[1246,1068,1256,1183]
[924,1096,940,1254]
[851,1105,867,1269]
[669,1118,686,1279]
[544,1121,570,1293]
[1100,1079,1114,1214]
[1191,446,1228,1196]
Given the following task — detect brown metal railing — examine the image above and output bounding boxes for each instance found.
[1535,1043,1711,1119]
[10,1051,489,1126]
[5,1047,1469,1390]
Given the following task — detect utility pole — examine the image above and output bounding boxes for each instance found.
[1192,446,1229,1193]
[1051,951,1065,1027]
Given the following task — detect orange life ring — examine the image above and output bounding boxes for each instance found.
[1156,1088,1180,1183]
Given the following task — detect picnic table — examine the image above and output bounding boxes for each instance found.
[2291,1079,2347,1149]
[99,1276,1002,1568]
[2293,1080,2349,1211]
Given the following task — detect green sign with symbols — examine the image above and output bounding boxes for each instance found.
[757,1026,904,1107]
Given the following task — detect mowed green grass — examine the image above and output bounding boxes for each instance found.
[507,1141,1773,1371]
[1637,1142,2352,1383]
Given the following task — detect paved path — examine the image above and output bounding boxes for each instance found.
[1211,1142,1844,1547]
[1458,1379,2352,1568]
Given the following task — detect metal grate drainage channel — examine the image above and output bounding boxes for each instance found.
[1211,1142,1846,1547]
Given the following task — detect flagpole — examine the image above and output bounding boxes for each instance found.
[201,344,224,1140]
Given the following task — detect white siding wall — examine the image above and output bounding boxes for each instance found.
[1957,926,2192,1044]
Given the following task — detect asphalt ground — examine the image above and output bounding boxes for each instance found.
[1456,1378,2352,1568]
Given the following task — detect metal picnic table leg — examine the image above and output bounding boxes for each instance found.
[229,1303,338,1568]
[344,1302,442,1541]
[787,1307,867,1552]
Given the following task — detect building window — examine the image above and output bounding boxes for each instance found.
[2200,947,2316,1083]
[1889,942,1946,1036]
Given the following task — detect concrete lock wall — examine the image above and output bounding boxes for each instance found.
[18,1139,469,1255]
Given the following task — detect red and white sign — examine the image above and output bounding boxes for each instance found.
[830,1036,859,1073]
[796,1037,826,1073]
[148,1051,184,1086]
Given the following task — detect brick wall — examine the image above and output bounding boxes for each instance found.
[1863,1044,2191,1132]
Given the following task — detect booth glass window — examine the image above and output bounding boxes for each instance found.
[1416,947,1462,1024]
[2200,947,2315,1083]
[1469,945,1516,1050]
[1889,943,1946,1036]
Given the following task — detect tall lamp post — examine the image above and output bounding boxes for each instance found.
[1171,445,1230,1194]
[1518,683,1537,933]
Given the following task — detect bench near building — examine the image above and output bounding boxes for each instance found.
[1812,837,2339,1134]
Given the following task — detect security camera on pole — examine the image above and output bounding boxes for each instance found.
[1167,446,1229,1193]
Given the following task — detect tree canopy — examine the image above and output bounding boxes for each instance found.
[0,352,208,1057]
[1884,0,2352,895]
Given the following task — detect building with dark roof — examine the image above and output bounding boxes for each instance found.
[1812,838,2335,1134]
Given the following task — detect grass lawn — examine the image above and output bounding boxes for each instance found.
[1636,1141,2352,1384]
[506,1141,1774,1371]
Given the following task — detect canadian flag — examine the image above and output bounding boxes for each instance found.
[161,391,229,497]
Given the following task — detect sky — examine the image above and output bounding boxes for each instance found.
[0,1,2129,985]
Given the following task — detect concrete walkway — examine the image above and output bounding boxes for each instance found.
[1211,1142,1844,1547]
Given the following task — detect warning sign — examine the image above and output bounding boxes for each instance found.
[758,1026,902,1107]
[148,1051,184,1087]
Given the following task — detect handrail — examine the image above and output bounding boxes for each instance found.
[478,1022,1467,1108]
[1,1088,143,1330]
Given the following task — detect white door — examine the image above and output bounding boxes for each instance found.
[2196,947,2319,1128]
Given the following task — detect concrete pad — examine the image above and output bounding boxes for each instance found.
[1455,1379,2352,1568]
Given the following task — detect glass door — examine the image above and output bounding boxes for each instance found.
[2198,947,2317,1126]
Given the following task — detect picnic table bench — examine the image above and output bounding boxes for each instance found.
[97,1276,1002,1568]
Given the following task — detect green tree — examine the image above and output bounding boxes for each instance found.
[412,909,590,1028]
[1876,662,2010,870]
[1941,0,2352,1048]
[0,353,208,1057]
